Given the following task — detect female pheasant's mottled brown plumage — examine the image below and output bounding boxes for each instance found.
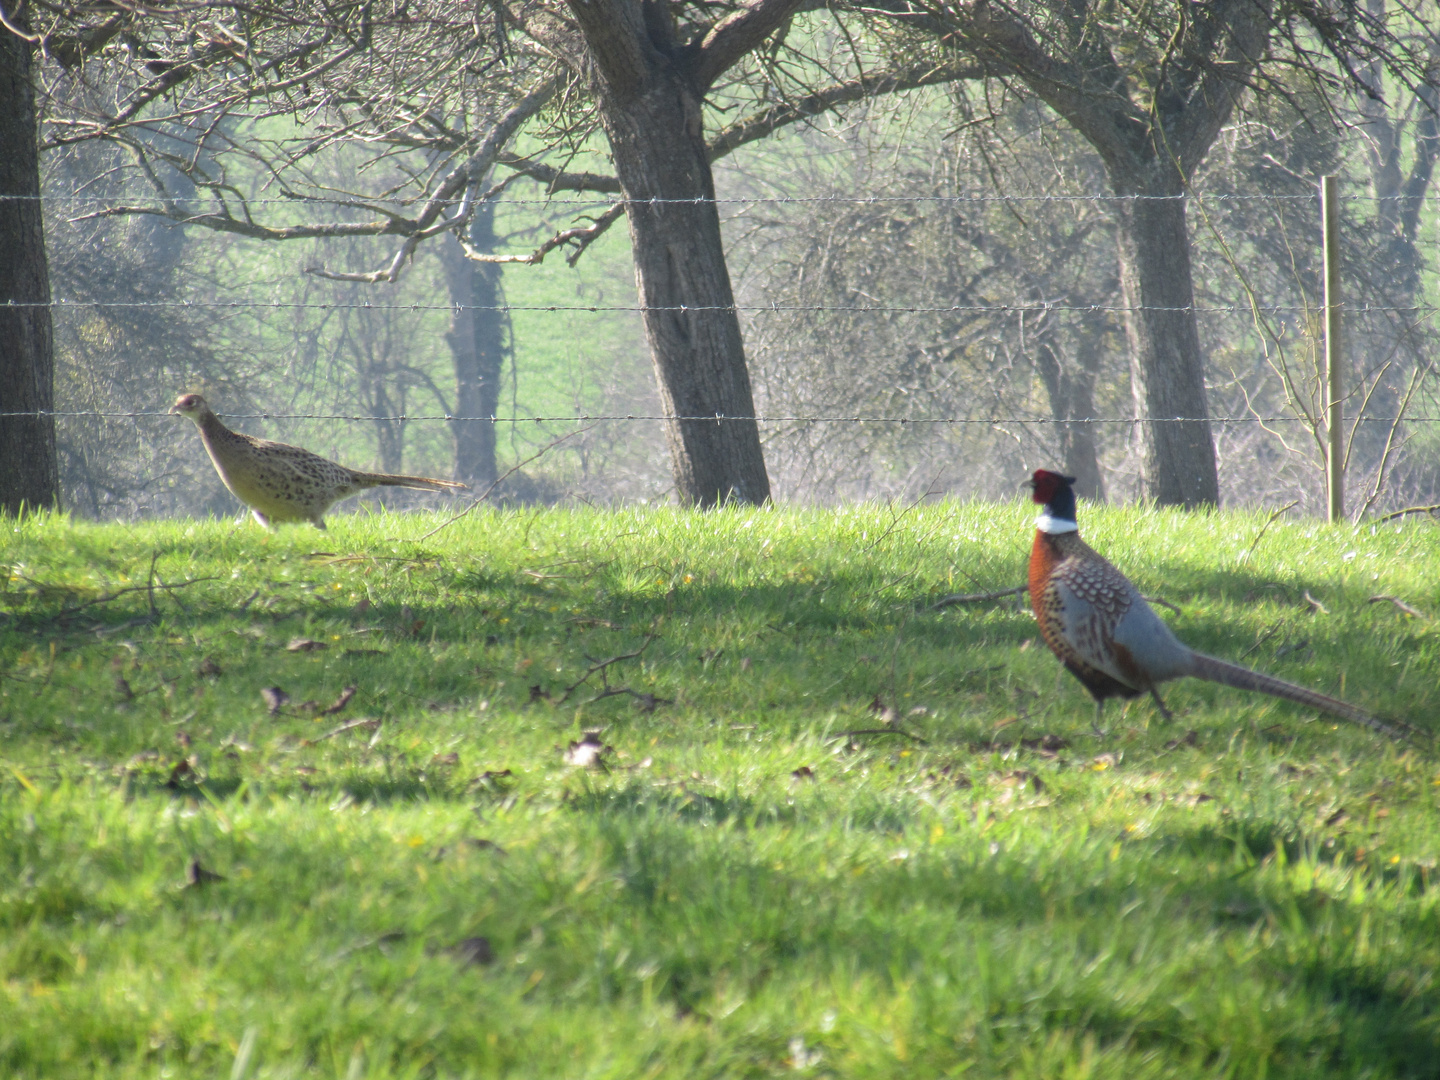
[171,393,466,528]
[1024,469,1404,738]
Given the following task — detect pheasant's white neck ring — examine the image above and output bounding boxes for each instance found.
[1035,513,1079,535]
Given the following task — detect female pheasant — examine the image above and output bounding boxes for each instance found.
[1025,469,1400,737]
[172,393,466,528]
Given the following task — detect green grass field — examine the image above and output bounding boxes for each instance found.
[3,501,1439,1078]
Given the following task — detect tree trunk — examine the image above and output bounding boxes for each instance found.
[1354,17,1439,476]
[0,24,58,514]
[1111,181,1219,508]
[1032,320,1105,502]
[440,202,505,487]
[596,70,771,507]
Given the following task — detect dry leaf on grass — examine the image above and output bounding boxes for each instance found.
[443,936,494,968]
[1020,733,1070,756]
[184,858,225,888]
[563,730,610,768]
[472,768,514,788]
[463,838,508,856]
[868,694,899,726]
[997,770,1045,793]
[196,657,223,678]
[165,757,197,789]
[260,687,290,716]
[320,686,357,716]
[287,638,328,652]
[791,765,815,781]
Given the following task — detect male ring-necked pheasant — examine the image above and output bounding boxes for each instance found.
[172,393,466,528]
[1025,469,1400,737]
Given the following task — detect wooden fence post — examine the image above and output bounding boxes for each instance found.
[1322,175,1343,523]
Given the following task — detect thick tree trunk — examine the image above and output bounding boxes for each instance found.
[0,24,58,513]
[1354,22,1439,476]
[596,71,770,507]
[440,203,504,487]
[1033,327,1105,501]
[1111,182,1219,508]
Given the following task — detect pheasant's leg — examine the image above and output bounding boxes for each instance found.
[1148,687,1174,723]
[1091,700,1107,739]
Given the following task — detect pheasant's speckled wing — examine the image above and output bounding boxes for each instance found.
[1047,548,1193,689]
[1040,554,1140,690]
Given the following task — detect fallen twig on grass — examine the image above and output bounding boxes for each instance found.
[1377,503,1440,524]
[1303,590,1329,615]
[1241,500,1300,562]
[319,686,358,715]
[555,635,658,704]
[827,728,928,743]
[928,585,1026,610]
[1369,595,1428,619]
[304,717,382,744]
[588,687,672,712]
[43,570,219,624]
[1240,618,1287,661]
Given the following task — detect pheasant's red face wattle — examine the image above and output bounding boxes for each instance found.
[1029,469,1076,505]
[1029,470,1060,505]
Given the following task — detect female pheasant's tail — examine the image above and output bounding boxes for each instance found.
[1188,652,1413,742]
[355,472,468,492]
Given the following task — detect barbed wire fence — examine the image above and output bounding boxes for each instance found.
[15,188,1440,519]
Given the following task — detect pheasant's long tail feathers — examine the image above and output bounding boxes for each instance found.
[354,472,468,492]
[1189,652,1412,741]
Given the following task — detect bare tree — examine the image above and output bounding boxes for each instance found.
[22,0,989,507]
[728,91,1127,502]
[439,204,508,488]
[861,0,1437,507]
[0,3,57,512]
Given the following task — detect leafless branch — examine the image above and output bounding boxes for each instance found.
[1368,595,1428,619]
[1377,503,1440,524]
[459,202,625,266]
[556,634,659,704]
[928,585,1025,609]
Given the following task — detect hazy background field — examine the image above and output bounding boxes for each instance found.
[40,81,1440,522]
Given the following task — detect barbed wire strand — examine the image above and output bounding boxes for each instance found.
[0,192,1431,205]
[1,410,1433,424]
[6,299,1438,314]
